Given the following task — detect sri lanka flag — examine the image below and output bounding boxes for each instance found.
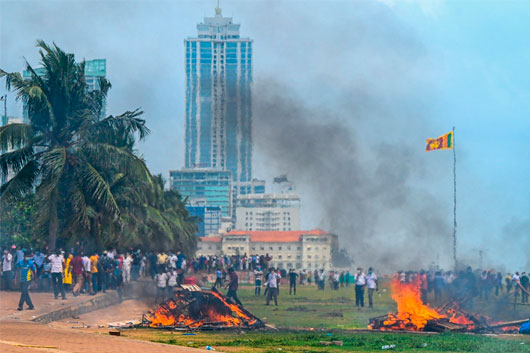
[426,131,453,151]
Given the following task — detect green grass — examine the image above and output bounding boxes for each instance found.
[122,330,530,353]
[118,281,530,352]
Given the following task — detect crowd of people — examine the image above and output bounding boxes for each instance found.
[2,245,528,313]
[393,267,530,308]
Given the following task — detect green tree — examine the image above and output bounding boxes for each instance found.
[0,41,150,250]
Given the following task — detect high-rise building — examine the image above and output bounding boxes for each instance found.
[169,169,232,218]
[22,59,107,120]
[184,5,252,183]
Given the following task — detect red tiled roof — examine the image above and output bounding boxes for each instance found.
[225,229,329,243]
[200,236,221,243]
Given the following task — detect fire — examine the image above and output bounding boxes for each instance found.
[381,278,444,330]
[144,288,262,329]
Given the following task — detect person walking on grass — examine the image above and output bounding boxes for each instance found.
[355,267,366,309]
[289,268,298,295]
[48,249,66,299]
[254,265,263,296]
[16,251,35,311]
[366,267,378,308]
[226,267,243,306]
[266,267,281,306]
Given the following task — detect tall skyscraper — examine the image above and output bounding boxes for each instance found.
[184,5,253,182]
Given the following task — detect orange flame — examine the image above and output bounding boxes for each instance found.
[145,290,259,328]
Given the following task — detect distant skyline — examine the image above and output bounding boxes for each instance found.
[1,0,528,270]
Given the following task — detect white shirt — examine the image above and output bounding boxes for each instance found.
[82,256,91,272]
[366,273,377,289]
[156,273,168,288]
[266,272,281,288]
[2,253,13,271]
[356,273,366,286]
[123,256,132,269]
[48,254,64,273]
[168,255,177,269]
[167,272,177,286]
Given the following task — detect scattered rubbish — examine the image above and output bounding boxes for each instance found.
[332,341,343,346]
[319,341,343,346]
[109,331,121,336]
[422,343,428,347]
[98,325,105,328]
[72,315,80,319]
[107,320,141,328]
[205,346,216,350]
[187,342,194,345]
[382,344,396,350]
[326,333,331,336]
[68,321,79,324]
[182,333,196,336]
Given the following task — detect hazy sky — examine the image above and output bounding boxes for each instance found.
[1,0,528,270]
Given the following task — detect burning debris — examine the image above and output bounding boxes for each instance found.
[369,278,525,333]
[143,285,264,330]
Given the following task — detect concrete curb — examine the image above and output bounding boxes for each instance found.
[32,291,121,324]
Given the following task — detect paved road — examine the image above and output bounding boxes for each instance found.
[0,320,206,353]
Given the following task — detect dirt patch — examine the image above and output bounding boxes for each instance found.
[286,305,317,312]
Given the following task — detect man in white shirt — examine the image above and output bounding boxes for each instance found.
[2,249,14,290]
[155,271,168,303]
[366,267,378,308]
[265,268,281,306]
[122,253,132,283]
[82,253,91,294]
[48,249,66,299]
[355,267,366,309]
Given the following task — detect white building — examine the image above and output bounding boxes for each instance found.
[197,229,337,270]
[235,193,300,231]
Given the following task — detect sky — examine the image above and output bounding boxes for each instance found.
[0,0,528,270]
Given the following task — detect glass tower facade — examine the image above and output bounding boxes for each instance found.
[184,6,253,182]
[169,169,232,218]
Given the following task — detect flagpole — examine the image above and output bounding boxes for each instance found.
[452,126,457,270]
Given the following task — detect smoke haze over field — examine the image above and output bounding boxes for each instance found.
[1,0,529,270]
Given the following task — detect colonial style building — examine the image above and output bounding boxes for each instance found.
[196,229,337,270]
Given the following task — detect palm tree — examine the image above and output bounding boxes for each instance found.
[0,41,150,250]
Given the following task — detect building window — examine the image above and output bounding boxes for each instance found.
[278,246,282,250]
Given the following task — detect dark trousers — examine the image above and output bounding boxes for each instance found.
[51,272,65,299]
[18,282,34,309]
[255,280,261,295]
[355,284,365,307]
[266,287,278,305]
[3,270,13,290]
[92,273,98,293]
[227,289,243,306]
[368,288,375,308]
[289,281,296,295]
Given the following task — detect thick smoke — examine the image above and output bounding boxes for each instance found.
[246,1,454,271]
[251,82,451,271]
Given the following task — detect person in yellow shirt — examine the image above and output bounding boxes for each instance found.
[90,252,99,294]
[63,253,73,292]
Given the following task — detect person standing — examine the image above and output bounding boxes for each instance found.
[70,252,85,296]
[2,248,14,291]
[155,270,168,303]
[520,272,529,304]
[82,252,91,294]
[214,268,223,288]
[226,267,243,306]
[254,266,263,296]
[355,268,366,309]
[288,269,298,295]
[16,251,35,310]
[48,249,66,299]
[265,267,281,306]
[63,252,73,293]
[167,268,177,297]
[122,253,132,284]
[89,252,99,294]
[366,267,378,308]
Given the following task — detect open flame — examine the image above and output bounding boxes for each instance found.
[144,288,262,329]
[370,277,476,331]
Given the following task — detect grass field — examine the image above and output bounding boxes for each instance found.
[117,281,530,352]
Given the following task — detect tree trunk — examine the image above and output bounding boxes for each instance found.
[48,205,58,251]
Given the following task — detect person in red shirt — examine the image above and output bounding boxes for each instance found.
[70,252,85,296]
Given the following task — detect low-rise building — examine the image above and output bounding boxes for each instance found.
[197,229,337,270]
